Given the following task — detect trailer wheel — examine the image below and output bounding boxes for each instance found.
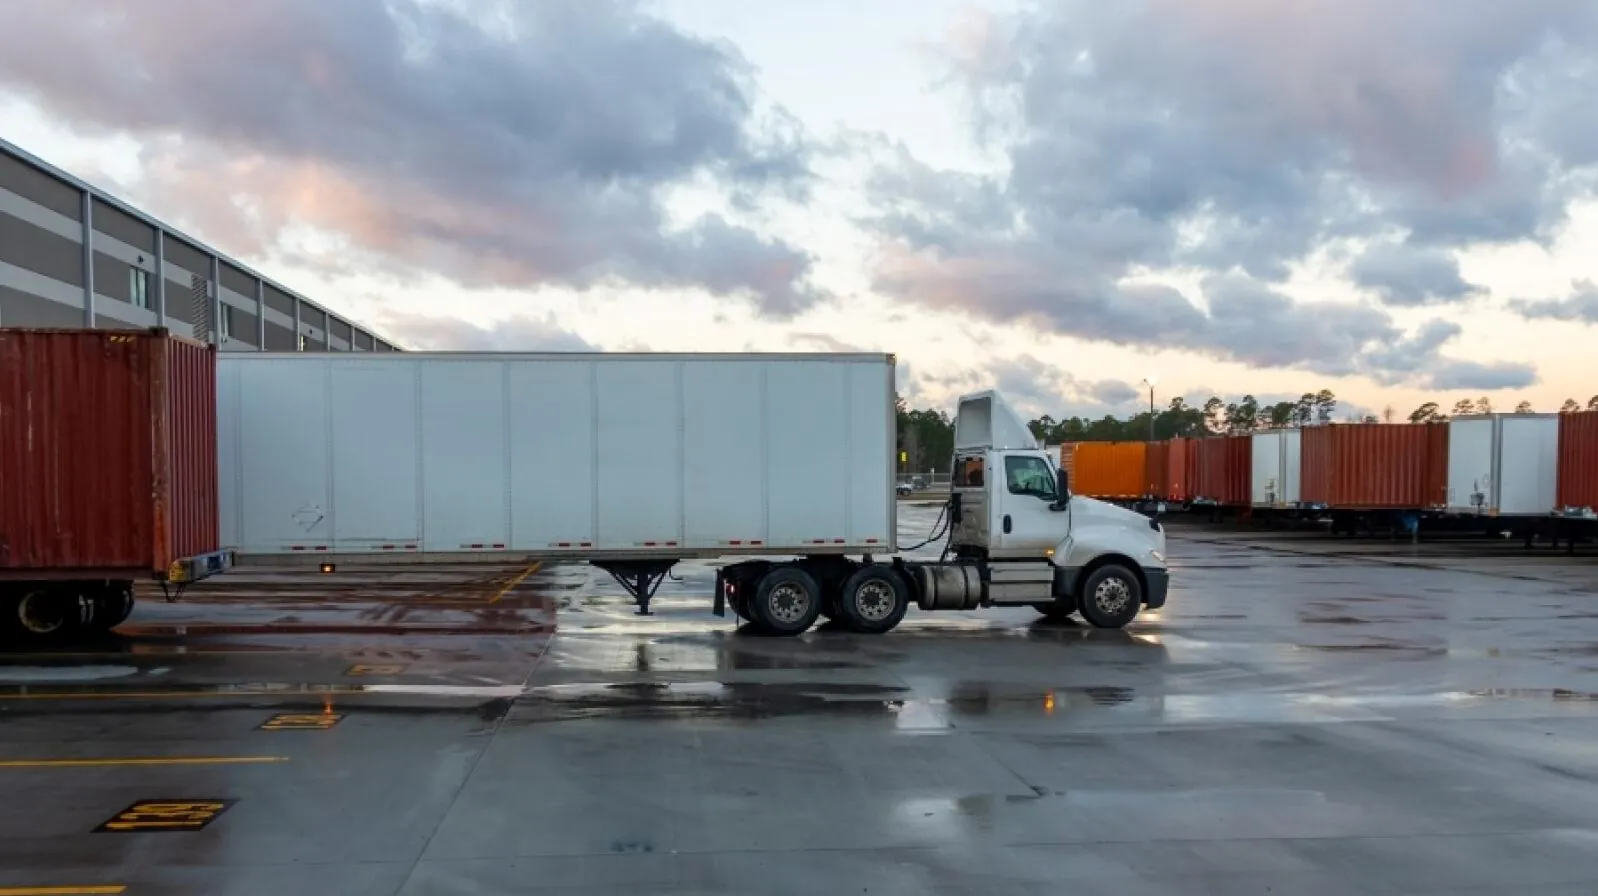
[837,565,909,634]
[1,586,80,642]
[86,584,135,632]
[750,566,823,636]
[1077,564,1142,629]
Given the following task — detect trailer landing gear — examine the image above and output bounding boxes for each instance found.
[594,560,677,616]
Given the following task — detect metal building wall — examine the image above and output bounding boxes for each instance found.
[0,138,398,353]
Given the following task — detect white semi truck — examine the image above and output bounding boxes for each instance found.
[217,351,1168,634]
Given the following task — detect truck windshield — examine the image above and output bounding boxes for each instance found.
[1004,456,1056,499]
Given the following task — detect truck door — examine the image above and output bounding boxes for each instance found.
[992,453,1065,558]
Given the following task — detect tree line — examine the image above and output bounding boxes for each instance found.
[1405,395,1598,423]
[896,391,1598,474]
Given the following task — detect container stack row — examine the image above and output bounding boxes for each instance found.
[1061,414,1597,521]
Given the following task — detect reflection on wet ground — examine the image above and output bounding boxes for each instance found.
[2,503,1598,893]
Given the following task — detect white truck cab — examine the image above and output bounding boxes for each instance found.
[717,389,1169,635]
[921,391,1169,627]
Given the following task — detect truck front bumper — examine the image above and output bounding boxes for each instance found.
[1144,568,1170,609]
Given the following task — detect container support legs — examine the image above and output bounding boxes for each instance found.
[593,560,678,616]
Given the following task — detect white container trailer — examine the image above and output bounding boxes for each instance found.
[1445,414,1560,516]
[217,354,1168,634]
[220,351,895,558]
[1250,429,1301,508]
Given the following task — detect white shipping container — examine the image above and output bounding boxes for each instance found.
[1250,429,1301,508]
[218,352,897,559]
[1445,414,1560,516]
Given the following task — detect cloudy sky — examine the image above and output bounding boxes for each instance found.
[2,0,1596,420]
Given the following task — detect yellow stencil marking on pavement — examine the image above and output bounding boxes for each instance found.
[95,800,237,833]
[260,712,343,731]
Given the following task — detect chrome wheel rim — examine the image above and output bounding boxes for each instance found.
[855,580,896,622]
[1093,577,1132,617]
[768,583,811,624]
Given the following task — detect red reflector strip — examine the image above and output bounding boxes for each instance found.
[833,538,845,544]
[314,546,328,551]
[380,545,397,550]
[639,541,681,548]
[865,538,880,544]
[552,542,595,549]
[290,546,306,552]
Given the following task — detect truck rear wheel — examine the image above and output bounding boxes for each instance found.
[86,584,135,632]
[1,586,81,642]
[750,566,823,636]
[837,565,909,634]
[1078,564,1141,629]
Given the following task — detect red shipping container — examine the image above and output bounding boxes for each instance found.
[1300,423,1447,510]
[1144,438,1196,501]
[1193,435,1250,505]
[0,328,219,579]
[1558,411,1598,512]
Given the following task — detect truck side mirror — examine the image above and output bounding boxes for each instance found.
[1051,467,1071,510]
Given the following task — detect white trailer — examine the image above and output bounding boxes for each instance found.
[1444,414,1561,516]
[1250,429,1301,508]
[218,353,1168,634]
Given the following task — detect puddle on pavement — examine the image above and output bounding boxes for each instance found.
[514,681,1141,727]
[508,681,1598,727]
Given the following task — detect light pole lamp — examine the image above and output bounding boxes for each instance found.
[1139,376,1157,442]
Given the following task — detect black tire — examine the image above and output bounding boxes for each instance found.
[86,584,135,632]
[749,566,824,636]
[1077,564,1142,629]
[0,586,83,643]
[836,565,909,634]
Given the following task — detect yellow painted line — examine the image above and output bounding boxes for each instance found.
[488,561,542,604]
[0,756,288,769]
[0,687,367,701]
[0,888,126,895]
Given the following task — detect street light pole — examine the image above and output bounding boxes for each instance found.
[1139,377,1157,442]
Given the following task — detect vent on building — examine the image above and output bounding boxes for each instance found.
[190,274,212,341]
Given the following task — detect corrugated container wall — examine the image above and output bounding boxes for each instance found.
[1144,438,1195,501]
[1558,411,1598,513]
[1193,436,1250,505]
[1071,441,1147,498]
[0,328,218,576]
[1301,423,1447,510]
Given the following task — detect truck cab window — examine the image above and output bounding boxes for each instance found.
[1004,456,1055,499]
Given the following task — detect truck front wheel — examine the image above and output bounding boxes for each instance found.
[837,565,909,634]
[1077,564,1142,629]
[750,566,823,636]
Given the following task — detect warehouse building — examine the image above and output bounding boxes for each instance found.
[0,137,397,352]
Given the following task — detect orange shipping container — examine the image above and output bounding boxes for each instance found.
[1193,435,1250,505]
[1301,423,1448,510]
[0,328,221,579]
[1071,441,1147,498]
[1558,411,1598,512]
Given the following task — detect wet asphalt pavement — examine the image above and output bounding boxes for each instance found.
[3,504,1598,894]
